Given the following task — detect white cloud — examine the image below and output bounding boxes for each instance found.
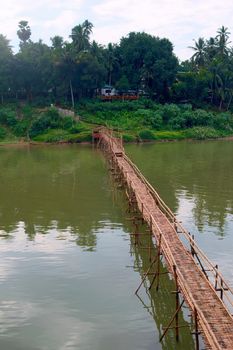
[92,0,233,59]
[0,0,83,49]
[1,0,233,58]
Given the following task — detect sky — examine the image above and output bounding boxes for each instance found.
[1,0,233,60]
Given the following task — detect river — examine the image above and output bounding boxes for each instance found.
[0,141,232,350]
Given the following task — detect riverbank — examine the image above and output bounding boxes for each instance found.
[1,129,233,147]
[1,101,233,145]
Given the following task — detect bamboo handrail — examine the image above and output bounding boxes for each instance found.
[123,153,233,309]
[101,127,233,314]
[98,128,233,350]
[123,168,231,349]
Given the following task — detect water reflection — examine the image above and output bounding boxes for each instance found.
[126,141,233,235]
[0,146,124,250]
[127,223,196,350]
[0,145,200,349]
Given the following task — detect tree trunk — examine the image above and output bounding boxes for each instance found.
[108,68,112,86]
[227,93,233,110]
[210,82,214,104]
[219,98,223,110]
[70,79,75,110]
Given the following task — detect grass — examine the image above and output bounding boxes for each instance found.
[155,130,186,140]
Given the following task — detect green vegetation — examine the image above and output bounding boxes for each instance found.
[76,99,233,141]
[0,100,232,144]
[1,21,233,110]
[0,105,93,144]
[0,22,233,144]
[0,20,178,106]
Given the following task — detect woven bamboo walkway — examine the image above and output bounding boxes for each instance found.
[96,127,233,350]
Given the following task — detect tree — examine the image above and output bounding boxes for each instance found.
[0,35,13,103]
[70,20,93,52]
[118,32,178,100]
[189,38,206,68]
[14,40,52,101]
[17,21,31,46]
[50,36,64,50]
[105,43,119,86]
[82,20,93,40]
[116,75,130,92]
[205,37,218,62]
[216,26,230,57]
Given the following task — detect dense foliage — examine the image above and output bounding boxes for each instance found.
[1,22,233,143]
[173,26,233,110]
[0,105,94,143]
[0,100,232,144]
[77,99,233,139]
[1,21,233,111]
[0,20,179,105]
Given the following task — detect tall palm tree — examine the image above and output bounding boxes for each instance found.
[17,21,31,46]
[216,26,231,56]
[106,43,118,86]
[189,37,206,68]
[70,20,93,53]
[82,20,93,40]
[205,37,217,62]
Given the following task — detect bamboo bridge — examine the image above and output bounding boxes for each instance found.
[94,127,233,350]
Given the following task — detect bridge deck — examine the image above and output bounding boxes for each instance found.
[98,128,233,350]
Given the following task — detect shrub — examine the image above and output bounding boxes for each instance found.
[29,108,61,137]
[182,110,196,128]
[45,108,60,119]
[155,130,186,140]
[66,131,92,143]
[213,113,233,130]
[22,105,33,119]
[62,116,74,130]
[13,120,31,137]
[33,129,69,142]
[168,115,186,130]
[122,133,136,142]
[138,129,155,140]
[162,104,181,124]
[135,109,163,129]
[192,109,214,127]
[136,108,152,119]
[179,103,193,111]
[150,113,163,129]
[0,127,6,140]
[69,123,89,134]
[185,127,219,139]
[0,107,17,127]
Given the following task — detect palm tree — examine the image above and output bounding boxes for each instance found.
[189,37,206,68]
[50,36,64,50]
[106,43,118,86]
[70,20,93,53]
[82,20,93,40]
[216,26,231,56]
[205,37,217,62]
[17,21,31,46]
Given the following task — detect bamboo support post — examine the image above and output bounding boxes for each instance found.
[192,308,200,350]
[135,255,158,295]
[155,233,162,291]
[160,300,185,342]
[173,265,180,341]
[149,233,162,291]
